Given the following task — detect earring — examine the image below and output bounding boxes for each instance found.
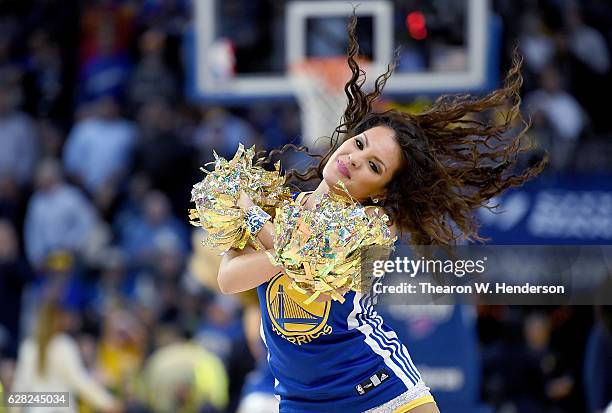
[372,198,379,204]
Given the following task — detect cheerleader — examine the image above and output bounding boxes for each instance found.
[217,14,546,413]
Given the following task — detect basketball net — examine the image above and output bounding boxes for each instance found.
[289,57,371,149]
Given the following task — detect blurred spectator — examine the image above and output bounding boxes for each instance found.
[91,249,133,311]
[193,108,256,164]
[78,4,134,103]
[196,294,242,366]
[190,249,258,413]
[79,0,136,63]
[0,19,22,89]
[150,237,191,333]
[186,229,223,293]
[127,30,178,112]
[23,159,99,269]
[142,329,228,413]
[0,356,15,403]
[0,175,27,228]
[63,96,137,210]
[37,118,65,159]
[96,308,145,394]
[117,190,189,270]
[112,172,152,239]
[0,220,33,359]
[0,83,40,187]
[519,13,555,75]
[153,234,186,284]
[563,3,610,75]
[484,311,578,413]
[12,299,122,413]
[195,293,253,412]
[236,305,278,413]
[583,306,612,413]
[174,290,204,340]
[525,66,586,170]
[247,104,301,150]
[136,0,191,35]
[560,2,612,132]
[132,98,193,214]
[22,29,63,118]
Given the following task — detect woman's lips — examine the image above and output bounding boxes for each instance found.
[337,160,351,179]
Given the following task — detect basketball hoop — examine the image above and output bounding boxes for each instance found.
[289,56,371,148]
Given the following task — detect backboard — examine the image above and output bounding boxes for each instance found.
[186,0,499,103]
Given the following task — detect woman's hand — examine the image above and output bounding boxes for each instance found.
[237,190,275,250]
[237,190,255,212]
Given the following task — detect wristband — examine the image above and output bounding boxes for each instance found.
[245,205,271,237]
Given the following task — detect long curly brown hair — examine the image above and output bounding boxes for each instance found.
[265,14,548,245]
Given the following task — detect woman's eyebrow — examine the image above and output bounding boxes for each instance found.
[363,132,387,172]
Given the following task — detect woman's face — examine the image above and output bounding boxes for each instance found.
[322,125,403,201]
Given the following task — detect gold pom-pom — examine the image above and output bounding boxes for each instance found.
[189,144,291,253]
[268,184,396,304]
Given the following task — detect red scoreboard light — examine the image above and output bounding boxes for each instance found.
[406,11,427,40]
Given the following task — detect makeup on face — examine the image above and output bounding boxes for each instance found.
[322,125,403,201]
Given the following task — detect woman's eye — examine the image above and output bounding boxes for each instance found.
[355,139,363,150]
[369,161,379,173]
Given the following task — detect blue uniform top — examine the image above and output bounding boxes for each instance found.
[257,271,425,412]
[256,192,427,412]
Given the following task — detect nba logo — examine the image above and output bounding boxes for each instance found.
[356,384,365,395]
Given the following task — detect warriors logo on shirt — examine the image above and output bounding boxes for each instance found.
[266,273,332,345]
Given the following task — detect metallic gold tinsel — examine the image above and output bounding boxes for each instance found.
[268,184,396,304]
[189,144,291,253]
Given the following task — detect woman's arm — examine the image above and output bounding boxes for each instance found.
[250,221,275,251]
[237,191,276,250]
[218,246,284,294]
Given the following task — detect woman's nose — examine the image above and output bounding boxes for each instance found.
[349,153,357,167]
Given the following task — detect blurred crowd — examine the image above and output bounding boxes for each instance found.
[0,1,610,413]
